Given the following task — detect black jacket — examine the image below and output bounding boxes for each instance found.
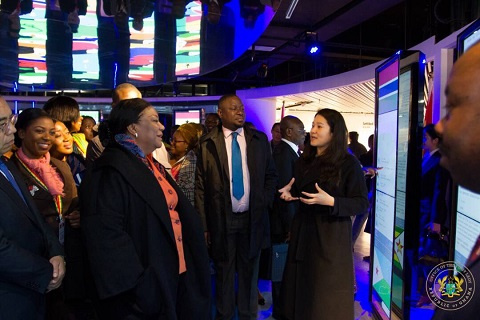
[195,126,278,261]
[81,144,211,319]
[0,160,63,319]
[271,140,298,241]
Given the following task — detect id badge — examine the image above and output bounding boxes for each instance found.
[58,218,65,245]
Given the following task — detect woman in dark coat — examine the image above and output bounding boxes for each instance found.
[80,98,211,319]
[279,108,369,320]
[11,108,83,318]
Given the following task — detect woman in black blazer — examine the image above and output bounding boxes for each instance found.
[81,98,211,319]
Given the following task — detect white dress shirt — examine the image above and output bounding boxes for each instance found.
[223,126,250,212]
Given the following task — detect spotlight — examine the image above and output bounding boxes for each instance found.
[305,32,321,56]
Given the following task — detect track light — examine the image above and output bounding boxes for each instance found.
[305,32,321,56]
[286,0,299,19]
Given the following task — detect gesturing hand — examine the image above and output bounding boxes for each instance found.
[278,178,299,202]
[300,183,335,207]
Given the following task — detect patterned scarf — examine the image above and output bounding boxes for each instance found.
[16,148,64,196]
[114,134,167,177]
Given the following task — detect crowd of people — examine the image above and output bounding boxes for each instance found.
[2,40,480,320]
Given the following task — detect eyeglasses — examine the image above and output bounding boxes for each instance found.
[170,139,186,144]
[288,127,306,135]
[0,114,17,133]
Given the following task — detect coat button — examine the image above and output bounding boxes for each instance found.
[168,189,173,194]
[177,236,182,242]
[169,205,173,210]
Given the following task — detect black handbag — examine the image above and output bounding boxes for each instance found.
[418,232,449,266]
[258,243,289,281]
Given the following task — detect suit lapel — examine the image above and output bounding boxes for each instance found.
[0,174,25,204]
[245,128,255,181]
[3,160,46,225]
[104,147,176,244]
[282,140,299,159]
[212,128,230,183]
[422,153,439,175]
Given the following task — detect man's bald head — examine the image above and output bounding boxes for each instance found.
[112,83,142,107]
[280,115,305,146]
[435,41,480,193]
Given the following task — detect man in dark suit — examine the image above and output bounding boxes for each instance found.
[348,131,367,159]
[432,41,480,319]
[195,94,277,320]
[0,96,65,319]
[270,115,305,318]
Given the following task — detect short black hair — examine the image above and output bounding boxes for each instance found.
[15,108,53,147]
[82,116,96,124]
[348,131,359,142]
[218,94,238,110]
[271,122,280,131]
[108,98,152,136]
[424,123,439,140]
[43,96,80,131]
[205,113,220,121]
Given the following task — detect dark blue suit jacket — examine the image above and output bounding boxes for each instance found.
[271,140,298,242]
[0,160,63,320]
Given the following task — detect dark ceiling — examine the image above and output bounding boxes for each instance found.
[5,0,477,98]
[181,0,479,95]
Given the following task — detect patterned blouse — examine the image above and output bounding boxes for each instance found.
[171,150,197,205]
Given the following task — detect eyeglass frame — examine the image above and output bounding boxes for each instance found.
[0,114,18,134]
[288,127,306,135]
[170,138,186,144]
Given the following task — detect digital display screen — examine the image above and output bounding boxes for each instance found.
[80,110,101,123]
[463,30,480,52]
[391,69,411,309]
[454,188,480,265]
[372,58,399,317]
[174,109,201,125]
[17,0,202,85]
[11,0,275,89]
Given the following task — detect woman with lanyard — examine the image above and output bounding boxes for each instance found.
[80,98,210,319]
[11,108,81,318]
[43,96,89,160]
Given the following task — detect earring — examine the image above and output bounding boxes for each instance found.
[134,132,138,138]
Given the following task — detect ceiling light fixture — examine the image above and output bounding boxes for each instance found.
[305,32,321,56]
[286,0,299,19]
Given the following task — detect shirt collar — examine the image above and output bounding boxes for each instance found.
[281,138,298,153]
[222,126,244,138]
